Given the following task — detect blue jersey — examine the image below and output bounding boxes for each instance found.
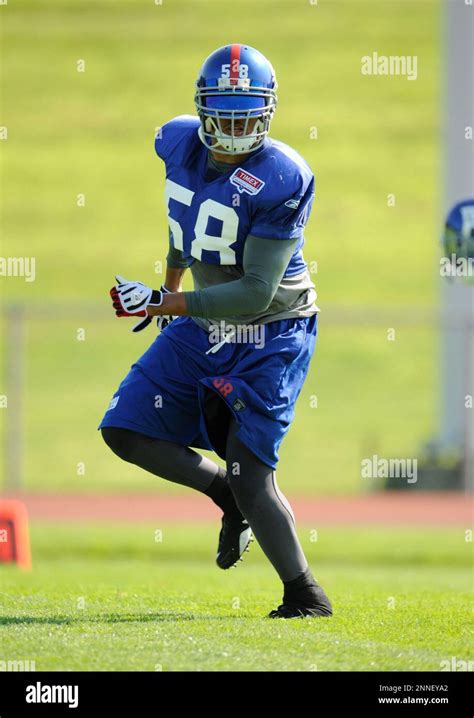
[155,115,315,277]
[99,119,319,467]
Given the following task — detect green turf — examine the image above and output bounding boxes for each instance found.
[0,0,440,493]
[0,523,471,671]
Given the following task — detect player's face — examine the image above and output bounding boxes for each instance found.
[209,116,261,164]
[219,117,259,136]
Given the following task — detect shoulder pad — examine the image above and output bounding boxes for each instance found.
[154,115,200,162]
[257,139,314,202]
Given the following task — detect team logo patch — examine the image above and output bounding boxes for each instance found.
[229,168,265,196]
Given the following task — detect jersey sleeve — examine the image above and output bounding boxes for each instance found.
[249,175,315,241]
[184,235,298,318]
[154,115,199,163]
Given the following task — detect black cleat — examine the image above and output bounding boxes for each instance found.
[216,515,253,569]
[268,583,333,619]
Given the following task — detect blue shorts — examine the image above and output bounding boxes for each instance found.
[99,315,317,469]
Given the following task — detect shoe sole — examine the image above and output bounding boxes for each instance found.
[268,609,333,619]
[216,532,253,570]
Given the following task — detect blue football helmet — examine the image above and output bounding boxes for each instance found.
[195,44,278,155]
[442,198,474,269]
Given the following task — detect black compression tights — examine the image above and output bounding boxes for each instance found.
[101,420,308,581]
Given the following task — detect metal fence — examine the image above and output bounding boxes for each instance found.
[1,302,472,493]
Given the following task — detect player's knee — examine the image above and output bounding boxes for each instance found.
[101,426,137,463]
[227,472,259,515]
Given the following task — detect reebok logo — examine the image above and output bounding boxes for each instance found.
[107,395,120,411]
[26,681,79,709]
[284,198,300,209]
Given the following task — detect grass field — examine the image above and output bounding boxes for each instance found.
[0,522,471,671]
[0,0,440,494]
[1,0,469,685]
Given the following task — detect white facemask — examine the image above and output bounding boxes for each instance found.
[202,116,266,154]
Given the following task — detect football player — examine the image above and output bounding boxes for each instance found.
[100,44,332,619]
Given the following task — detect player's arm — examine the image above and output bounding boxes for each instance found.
[150,234,298,318]
[110,236,296,323]
[164,267,186,293]
[164,230,190,292]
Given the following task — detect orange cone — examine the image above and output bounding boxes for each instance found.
[0,499,32,569]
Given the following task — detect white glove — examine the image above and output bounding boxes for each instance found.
[110,275,164,332]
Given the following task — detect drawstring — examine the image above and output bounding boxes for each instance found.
[205,328,236,355]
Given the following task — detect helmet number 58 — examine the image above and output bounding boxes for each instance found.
[165,179,238,265]
[221,63,249,79]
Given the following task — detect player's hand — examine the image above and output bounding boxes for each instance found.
[132,285,177,333]
[110,275,163,332]
[131,285,177,333]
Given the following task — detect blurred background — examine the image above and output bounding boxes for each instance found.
[0,0,443,495]
[0,0,472,673]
